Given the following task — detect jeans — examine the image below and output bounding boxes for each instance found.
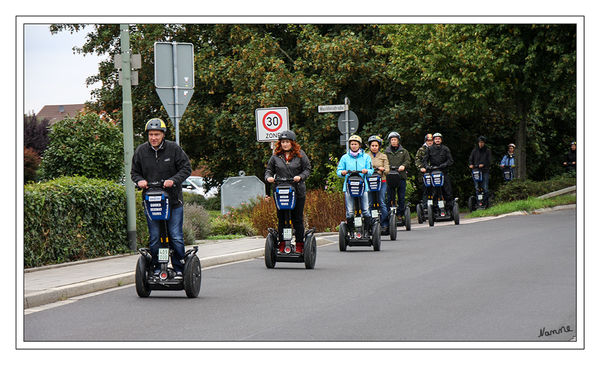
[368,181,389,227]
[277,196,306,243]
[345,190,371,219]
[387,179,407,214]
[474,172,489,202]
[146,205,186,273]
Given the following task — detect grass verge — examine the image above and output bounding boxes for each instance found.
[467,194,576,218]
[205,234,247,240]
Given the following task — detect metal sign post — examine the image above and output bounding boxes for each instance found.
[154,42,195,145]
[319,97,358,151]
[119,24,136,251]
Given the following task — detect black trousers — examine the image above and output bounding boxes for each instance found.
[277,196,306,243]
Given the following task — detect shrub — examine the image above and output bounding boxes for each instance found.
[24,147,41,182]
[494,175,576,203]
[211,216,257,236]
[250,197,278,237]
[304,190,345,232]
[183,203,212,241]
[204,195,221,211]
[24,176,130,268]
[324,154,344,192]
[182,192,207,206]
[39,112,124,181]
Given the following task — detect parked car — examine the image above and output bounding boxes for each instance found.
[181,176,218,197]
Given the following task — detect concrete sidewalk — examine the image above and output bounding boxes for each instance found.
[24,233,338,309]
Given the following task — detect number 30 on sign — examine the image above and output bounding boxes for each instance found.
[255,107,289,142]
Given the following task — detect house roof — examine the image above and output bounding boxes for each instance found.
[36,104,86,124]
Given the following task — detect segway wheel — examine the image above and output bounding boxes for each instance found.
[304,233,317,269]
[135,255,151,298]
[265,233,277,268]
[372,222,381,251]
[404,206,411,231]
[416,204,423,224]
[390,215,397,241]
[453,202,460,225]
[468,196,476,212]
[183,254,202,298]
[428,204,435,227]
[339,222,348,252]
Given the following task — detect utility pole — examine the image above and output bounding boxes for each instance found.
[120,24,136,251]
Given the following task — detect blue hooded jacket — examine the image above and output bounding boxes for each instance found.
[336,149,374,192]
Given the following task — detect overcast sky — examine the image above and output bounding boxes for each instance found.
[24,24,104,115]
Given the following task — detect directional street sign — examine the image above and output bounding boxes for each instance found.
[338,110,359,134]
[318,104,348,113]
[154,42,195,144]
[255,107,289,142]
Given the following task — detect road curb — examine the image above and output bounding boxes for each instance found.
[24,235,337,309]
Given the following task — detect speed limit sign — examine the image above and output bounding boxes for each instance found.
[255,107,289,142]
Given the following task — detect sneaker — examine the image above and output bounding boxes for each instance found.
[174,271,183,280]
[153,269,161,277]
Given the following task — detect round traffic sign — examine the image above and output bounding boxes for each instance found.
[263,111,284,132]
[338,110,359,134]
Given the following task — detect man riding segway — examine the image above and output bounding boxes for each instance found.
[131,118,192,281]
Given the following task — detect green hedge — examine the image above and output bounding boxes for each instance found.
[24,176,134,268]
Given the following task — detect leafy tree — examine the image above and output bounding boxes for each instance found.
[24,147,41,182]
[39,112,124,181]
[49,23,576,199]
[24,114,50,155]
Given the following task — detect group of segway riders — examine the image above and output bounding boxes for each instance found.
[131,117,521,296]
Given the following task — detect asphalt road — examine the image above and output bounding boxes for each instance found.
[24,209,576,342]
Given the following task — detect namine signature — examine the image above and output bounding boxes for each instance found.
[538,325,574,338]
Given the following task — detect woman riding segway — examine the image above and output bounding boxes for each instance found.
[264,130,314,268]
[365,135,391,237]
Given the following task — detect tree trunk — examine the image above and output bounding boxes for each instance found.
[516,113,527,180]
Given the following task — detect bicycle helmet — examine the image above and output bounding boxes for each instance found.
[387,131,400,141]
[433,132,443,139]
[571,141,576,146]
[348,135,362,144]
[478,135,487,142]
[424,133,433,142]
[145,118,167,133]
[508,143,516,148]
[278,130,296,141]
[367,135,384,147]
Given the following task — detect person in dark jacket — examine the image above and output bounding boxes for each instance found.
[422,132,454,202]
[563,141,576,172]
[385,131,412,222]
[265,130,312,253]
[131,118,192,278]
[468,136,492,204]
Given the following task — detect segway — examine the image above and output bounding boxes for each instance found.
[416,174,431,224]
[502,166,514,182]
[135,182,201,298]
[387,166,411,232]
[339,171,381,251]
[265,178,316,269]
[424,170,460,226]
[468,168,488,211]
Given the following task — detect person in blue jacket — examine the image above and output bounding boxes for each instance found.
[500,143,516,181]
[337,135,374,231]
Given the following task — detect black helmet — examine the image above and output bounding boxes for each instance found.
[145,118,167,133]
[478,135,487,142]
[278,130,296,141]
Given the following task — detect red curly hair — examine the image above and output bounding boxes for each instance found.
[274,139,302,159]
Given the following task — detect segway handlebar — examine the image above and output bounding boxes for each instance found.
[146,180,177,189]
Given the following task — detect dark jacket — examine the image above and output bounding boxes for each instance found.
[468,145,492,173]
[385,145,412,180]
[131,140,192,208]
[423,143,454,172]
[265,150,312,198]
[565,150,576,165]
